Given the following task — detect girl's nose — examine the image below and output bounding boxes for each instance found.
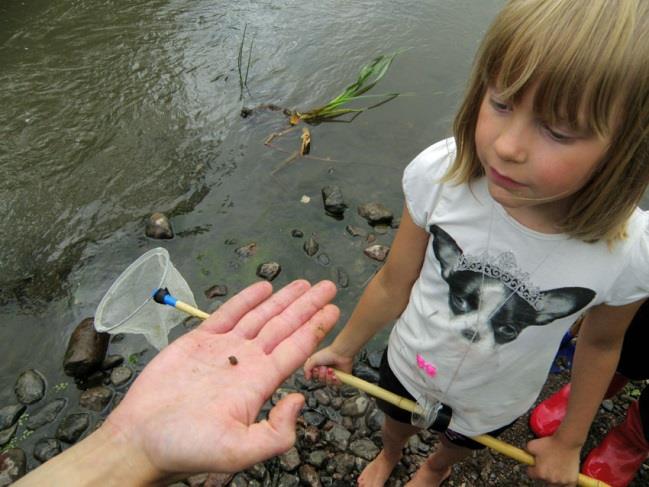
[493,121,527,164]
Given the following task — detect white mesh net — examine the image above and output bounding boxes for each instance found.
[94,247,197,350]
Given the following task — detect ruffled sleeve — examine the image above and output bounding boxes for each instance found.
[606,210,649,305]
[402,137,456,228]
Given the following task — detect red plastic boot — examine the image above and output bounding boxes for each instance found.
[582,400,649,487]
[529,373,629,437]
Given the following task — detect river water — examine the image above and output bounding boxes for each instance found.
[1,0,513,463]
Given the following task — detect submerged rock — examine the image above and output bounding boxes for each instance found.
[357,202,393,226]
[33,438,61,463]
[291,229,304,238]
[110,366,133,387]
[79,386,113,412]
[335,267,349,288]
[14,370,46,405]
[26,398,67,430]
[235,242,257,258]
[145,212,174,239]
[0,448,26,485]
[363,244,390,262]
[321,186,347,218]
[63,317,109,378]
[56,413,90,444]
[257,262,281,281]
[0,424,17,447]
[204,284,228,299]
[303,235,319,257]
[0,405,25,431]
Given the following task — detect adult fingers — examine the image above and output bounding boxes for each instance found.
[270,304,340,376]
[255,280,337,353]
[233,280,311,339]
[200,281,273,334]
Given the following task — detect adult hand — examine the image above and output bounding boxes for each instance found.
[526,435,581,487]
[16,279,339,486]
[304,344,355,386]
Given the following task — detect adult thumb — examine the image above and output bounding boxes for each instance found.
[265,393,305,452]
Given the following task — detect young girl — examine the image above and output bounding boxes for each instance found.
[305,1,649,485]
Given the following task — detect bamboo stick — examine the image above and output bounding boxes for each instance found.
[175,300,210,320]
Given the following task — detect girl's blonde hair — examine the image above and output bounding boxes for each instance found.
[448,0,649,242]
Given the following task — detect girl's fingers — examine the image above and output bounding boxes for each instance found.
[255,280,337,353]
[233,280,312,339]
[269,304,340,377]
[200,281,273,334]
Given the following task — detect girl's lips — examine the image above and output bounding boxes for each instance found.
[488,166,526,189]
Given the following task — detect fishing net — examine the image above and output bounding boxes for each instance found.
[94,247,197,350]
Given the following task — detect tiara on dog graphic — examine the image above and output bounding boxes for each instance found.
[453,251,543,310]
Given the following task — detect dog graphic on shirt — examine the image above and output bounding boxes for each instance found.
[429,224,595,348]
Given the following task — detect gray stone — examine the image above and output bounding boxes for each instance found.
[345,225,367,237]
[257,262,281,281]
[332,452,356,476]
[304,235,319,257]
[353,364,380,383]
[323,423,351,451]
[14,369,46,405]
[303,411,326,427]
[63,317,109,378]
[374,224,390,235]
[33,438,61,463]
[79,386,113,411]
[322,186,347,217]
[204,284,228,299]
[277,473,300,487]
[335,267,349,288]
[145,212,174,239]
[235,242,257,258]
[341,396,370,417]
[363,244,390,262]
[301,424,320,444]
[26,398,67,430]
[314,389,331,406]
[317,253,331,266]
[357,202,393,225]
[56,413,90,443]
[110,366,133,387]
[0,448,26,486]
[299,464,322,487]
[0,405,25,430]
[228,473,249,487]
[366,408,384,432]
[366,349,384,369]
[291,229,304,238]
[349,438,380,460]
[307,449,328,468]
[0,424,17,447]
[247,463,267,481]
[101,354,124,370]
[279,446,301,471]
[602,399,615,412]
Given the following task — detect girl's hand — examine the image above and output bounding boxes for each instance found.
[304,345,354,386]
[526,436,581,487]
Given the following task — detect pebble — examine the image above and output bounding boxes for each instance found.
[303,235,319,257]
[63,317,109,378]
[321,186,347,218]
[0,405,25,431]
[279,447,301,471]
[363,244,390,262]
[56,413,90,444]
[0,424,17,447]
[145,212,174,239]
[25,398,67,430]
[291,229,304,238]
[204,284,228,299]
[14,370,46,405]
[335,267,349,288]
[257,262,281,281]
[79,386,113,412]
[33,438,61,463]
[234,242,257,258]
[357,202,393,225]
[0,448,26,485]
[110,366,133,387]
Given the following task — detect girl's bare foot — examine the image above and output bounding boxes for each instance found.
[357,450,401,487]
[404,464,451,487]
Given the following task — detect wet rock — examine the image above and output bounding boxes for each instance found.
[322,186,347,217]
[229,473,250,487]
[291,229,304,238]
[341,396,370,417]
[303,411,326,427]
[335,267,349,288]
[14,369,46,405]
[364,244,390,262]
[345,225,367,238]
[277,473,300,487]
[74,370,107,390]
[279,446,301,471]
[204,284,228,299]
[314,389,331,406]
[0,405,25,431]
[301,424,320,445]
[79,386,113,411]
[353,364,380,383]
[331,452,355,476]
[317,253,330,266]
[357,202,393,226]
[101,354,124,370]
[25,398,67,430]
[366,408,384,432]
[240,107,253,118]
[390,218,400,229]
[0,448,26,486]
[374,224,390,235]
[257,262,281,281]
[56,413,90,443]
[33,438,61,463]
[0,424,17,447]
[248,463,267,481]
[299,464,322,487]
[63,317,110,378]
[323,423,351,451]
[235,242,257,258]
[110,366,133,387]
[349,439,379,461]
[602,399,614,412]
[366,349,384,369]
[145,212,174,239]
[303,235,319,257]
[307,449,328,468]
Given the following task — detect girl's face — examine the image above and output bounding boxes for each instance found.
[475,84,612,232]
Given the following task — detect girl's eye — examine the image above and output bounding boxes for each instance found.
[542,124,574,143]
[489,97,510,112]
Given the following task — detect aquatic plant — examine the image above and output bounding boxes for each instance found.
[293,52,400,124]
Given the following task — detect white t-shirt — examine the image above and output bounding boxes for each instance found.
[387,138,649,436]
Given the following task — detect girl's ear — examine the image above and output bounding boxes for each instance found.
[429,224,462,280]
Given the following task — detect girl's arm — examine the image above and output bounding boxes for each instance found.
[305,205,429,379]
[527,299,645,484]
